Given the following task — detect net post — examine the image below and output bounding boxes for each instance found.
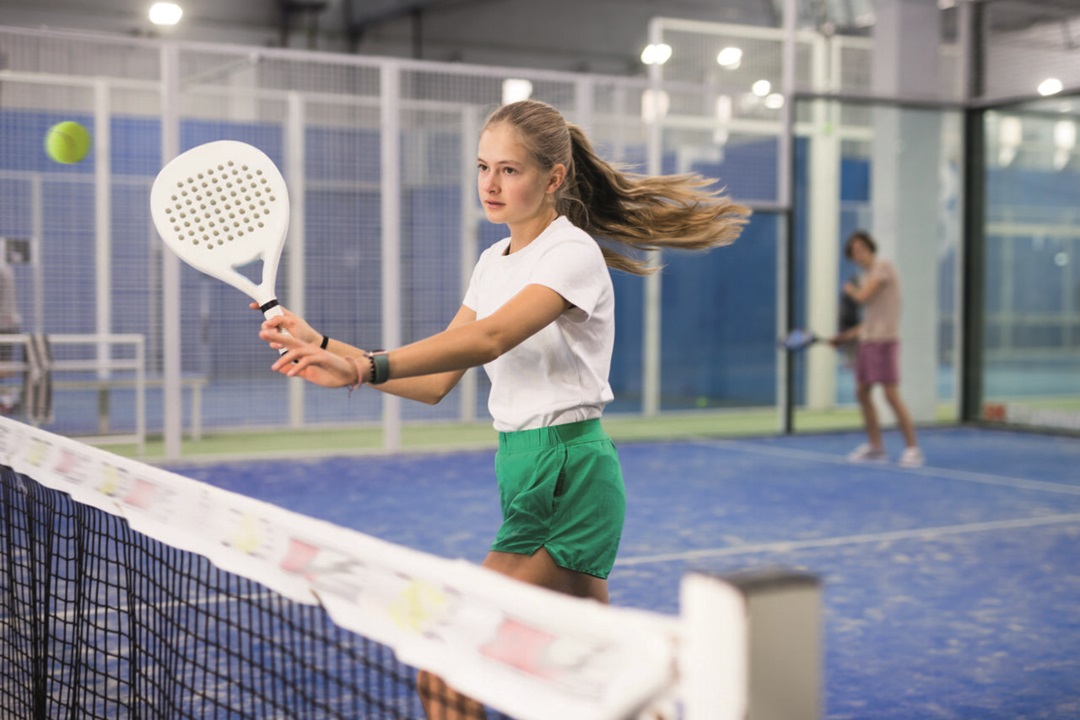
[680,569,822,720]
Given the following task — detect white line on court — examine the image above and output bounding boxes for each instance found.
[687,437,1080,496]
[616,512,1080,566]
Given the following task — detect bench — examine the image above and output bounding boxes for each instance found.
[53,374,209,441]
[0,333,205,455]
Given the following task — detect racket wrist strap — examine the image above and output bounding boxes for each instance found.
[320,335,330,350]
[367,351,390,385]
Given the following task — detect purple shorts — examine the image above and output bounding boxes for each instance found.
[856,340,900,385]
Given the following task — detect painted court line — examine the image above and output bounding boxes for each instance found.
[616,512,1080,566]
[690,437,1080,496]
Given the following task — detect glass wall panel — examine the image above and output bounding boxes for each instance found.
[792,99,961,433]
[980,103,1080,432]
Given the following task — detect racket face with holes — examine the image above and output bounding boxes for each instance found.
[150,140,290,305]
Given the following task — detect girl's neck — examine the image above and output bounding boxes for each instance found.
[507,210,559,254]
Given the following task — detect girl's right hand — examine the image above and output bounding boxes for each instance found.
[250,302,320,345]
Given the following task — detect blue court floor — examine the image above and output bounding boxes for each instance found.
[178,426,1080,719]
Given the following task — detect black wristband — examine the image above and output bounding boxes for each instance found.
[320,335,330,350]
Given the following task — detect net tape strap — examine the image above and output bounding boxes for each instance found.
[0,416,680,720]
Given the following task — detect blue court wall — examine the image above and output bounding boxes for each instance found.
[2,110,1075,411]
[0,110,791,410]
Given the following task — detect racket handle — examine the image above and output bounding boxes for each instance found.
[260,300,290,355]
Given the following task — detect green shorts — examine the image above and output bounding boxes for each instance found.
[492,419,626,579]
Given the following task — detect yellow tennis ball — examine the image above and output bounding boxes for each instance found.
[45,121,91,164]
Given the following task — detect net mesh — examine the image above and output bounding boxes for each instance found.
[0,466,479,719]
[0,416,685,720]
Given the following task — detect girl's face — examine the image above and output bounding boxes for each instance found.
[477,123,563,232]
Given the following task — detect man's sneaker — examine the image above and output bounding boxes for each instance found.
[898,446,925,468]
[847,444,888,463]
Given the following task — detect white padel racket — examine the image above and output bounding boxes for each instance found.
[151,140,290,347]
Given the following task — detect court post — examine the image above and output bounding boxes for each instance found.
[682,569,822,720]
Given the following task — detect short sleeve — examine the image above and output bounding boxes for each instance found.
[530,239,607,318]
[869,259,894,287]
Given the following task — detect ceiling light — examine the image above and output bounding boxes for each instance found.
[998,116,1022,146]
[716,47,742,69]
[715,95,732,121]
[149,2,183,26]
[1054,120,1076,150]
[997,116,1022,167]
[641,43,672,66]
[764,93,785,110]
[1053,120,1076,170]
[1038,78,1064,96]
[751,80,771,97]
[501,78,533,105]
[641,89,670,122]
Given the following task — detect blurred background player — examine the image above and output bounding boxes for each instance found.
[831,230,924,468]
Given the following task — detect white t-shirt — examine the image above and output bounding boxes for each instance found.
[463,216,615,432]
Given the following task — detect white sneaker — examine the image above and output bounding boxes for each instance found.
[847,444,888,463]
[899,447,925,468]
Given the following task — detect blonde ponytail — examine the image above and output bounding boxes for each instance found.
[485,100,750,275]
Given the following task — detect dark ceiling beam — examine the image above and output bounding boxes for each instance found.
[761,0,781,28]
[344,0,503,55]
[278,0,331,48]
[345,0,441,52]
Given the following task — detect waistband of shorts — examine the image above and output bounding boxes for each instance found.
[498,419,606,451]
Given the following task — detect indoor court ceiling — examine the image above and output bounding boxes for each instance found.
[0,0,1077,75]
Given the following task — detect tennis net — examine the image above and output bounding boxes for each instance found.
[0,415,784,720]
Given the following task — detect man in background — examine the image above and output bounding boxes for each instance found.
[831,230,924,468]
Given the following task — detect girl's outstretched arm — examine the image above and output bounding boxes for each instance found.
[261,284,568,404]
